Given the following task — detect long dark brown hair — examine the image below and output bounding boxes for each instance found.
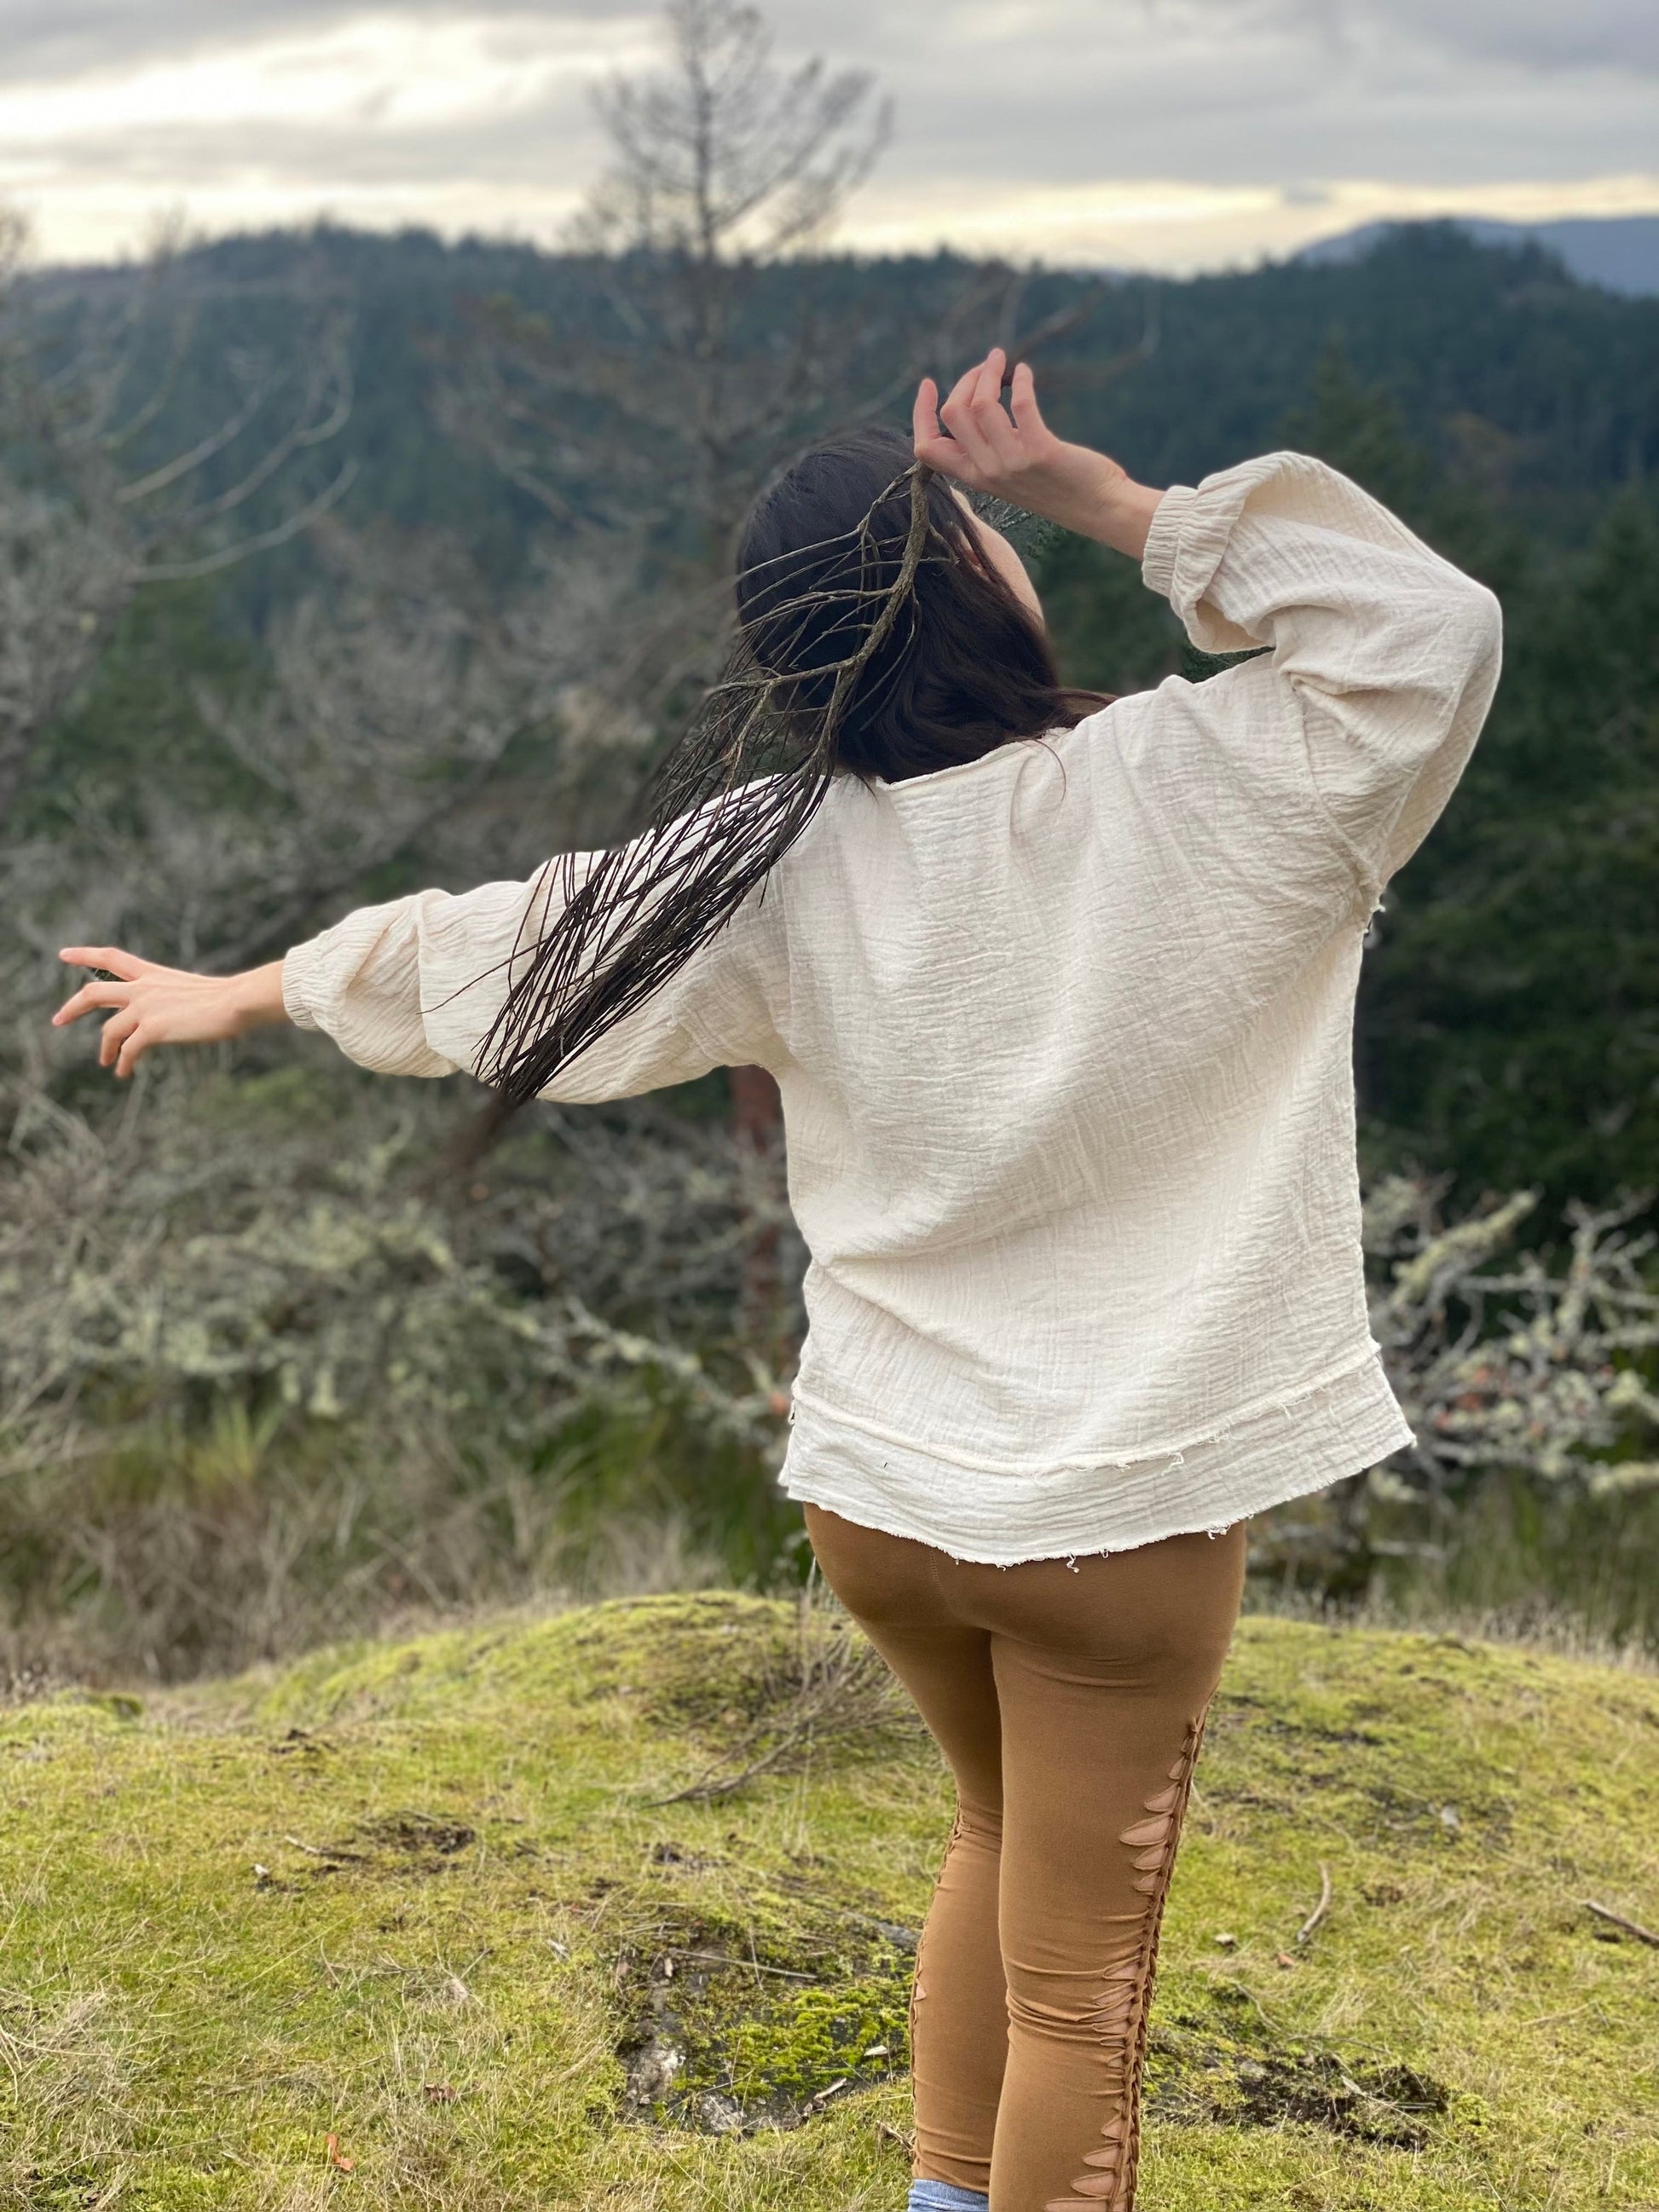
[473,425,1111,1105]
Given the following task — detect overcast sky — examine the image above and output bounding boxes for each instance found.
[4,0,1656,272]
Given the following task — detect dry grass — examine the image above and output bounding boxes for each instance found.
[653,1570,924,1805]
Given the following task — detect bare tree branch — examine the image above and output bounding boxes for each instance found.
[134,457,360,583]
[1364,1175,1659,1499]
[114,370,278,504]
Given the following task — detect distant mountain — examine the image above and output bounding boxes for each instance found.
[1296,214,1659,297]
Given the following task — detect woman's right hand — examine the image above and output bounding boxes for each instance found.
[53,948,288,1078]
[913,348,1165,560]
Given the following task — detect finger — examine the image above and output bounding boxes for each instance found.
[59,944,146,979]
[916,430,974,485]
[911,374,941,453]
[97,1006,141,1071]
[940,358,983,419]
[939,363,999,476]
[1007,361,1049,438]
[967,347,1023,465]
[52,979,131,1027]
[971,347,1008,413]
[115,1024,151,1080]
[914,373,969,478]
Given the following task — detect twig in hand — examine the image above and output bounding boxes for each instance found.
[1297,1863,1333,1947]
[1582,1898,1659,1949]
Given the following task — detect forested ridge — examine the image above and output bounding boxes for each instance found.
[34,217,1657,556]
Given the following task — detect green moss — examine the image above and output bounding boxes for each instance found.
[3,1601,1656,2208]
[731,1978,903,2099]
[612,1906,913,2131]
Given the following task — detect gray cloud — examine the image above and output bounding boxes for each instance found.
[14,0,1656,82]
[1058,0,1659,74]
[5,1,1656,266]
[1321,0,1659,73]
[0,0,627,82]
[763,0,1659,79]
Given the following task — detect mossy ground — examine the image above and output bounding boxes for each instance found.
[3,1593,1656,2209]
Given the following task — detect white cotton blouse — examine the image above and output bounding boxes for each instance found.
[282,451,1503,1565]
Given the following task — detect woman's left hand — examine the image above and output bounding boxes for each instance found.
[913,347,1163,559]
[53,948,289,1077]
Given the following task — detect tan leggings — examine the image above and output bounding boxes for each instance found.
[803,1505,1246,2211]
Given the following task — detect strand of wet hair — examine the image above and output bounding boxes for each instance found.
[467,459,938,1107]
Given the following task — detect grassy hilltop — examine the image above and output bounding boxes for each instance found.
[3,1596,1656,2210]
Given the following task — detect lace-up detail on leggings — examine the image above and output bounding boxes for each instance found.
[1043,1710,1209,2212]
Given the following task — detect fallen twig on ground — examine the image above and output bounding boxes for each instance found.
[1582,1898,1659,1949]
[1297,1862,1333,1947]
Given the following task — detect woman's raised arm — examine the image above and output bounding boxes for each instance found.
[1140,449,1504,893]
[913,346,1165,560]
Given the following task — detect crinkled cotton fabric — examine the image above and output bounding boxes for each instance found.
[282,451,1502,1566]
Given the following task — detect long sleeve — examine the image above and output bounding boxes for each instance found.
[1140,451,1503,897]
[281,847,780,1101]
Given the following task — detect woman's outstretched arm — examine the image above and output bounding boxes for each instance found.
[54,950,289,1078]
[55,853,778,1094]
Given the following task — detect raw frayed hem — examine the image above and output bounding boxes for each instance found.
[997,1522,1241,1574]
[781,1378,1415,1568]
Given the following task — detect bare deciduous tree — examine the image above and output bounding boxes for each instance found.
[9,519,648,1042]
[434,3,951,1328]
[436,0,1032,746]
[444,0,891,555]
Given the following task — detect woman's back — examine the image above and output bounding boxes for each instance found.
[278,448,1500,1561]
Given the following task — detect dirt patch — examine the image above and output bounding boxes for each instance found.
[1148,1984,1449,2150]
[277,1810,477,1878]
[356,1811,476,1858]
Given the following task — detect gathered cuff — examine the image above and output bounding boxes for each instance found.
[1140,483,1197,601]
[280,939,327,1032]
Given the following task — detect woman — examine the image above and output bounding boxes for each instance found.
[55,349,1502,2210]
